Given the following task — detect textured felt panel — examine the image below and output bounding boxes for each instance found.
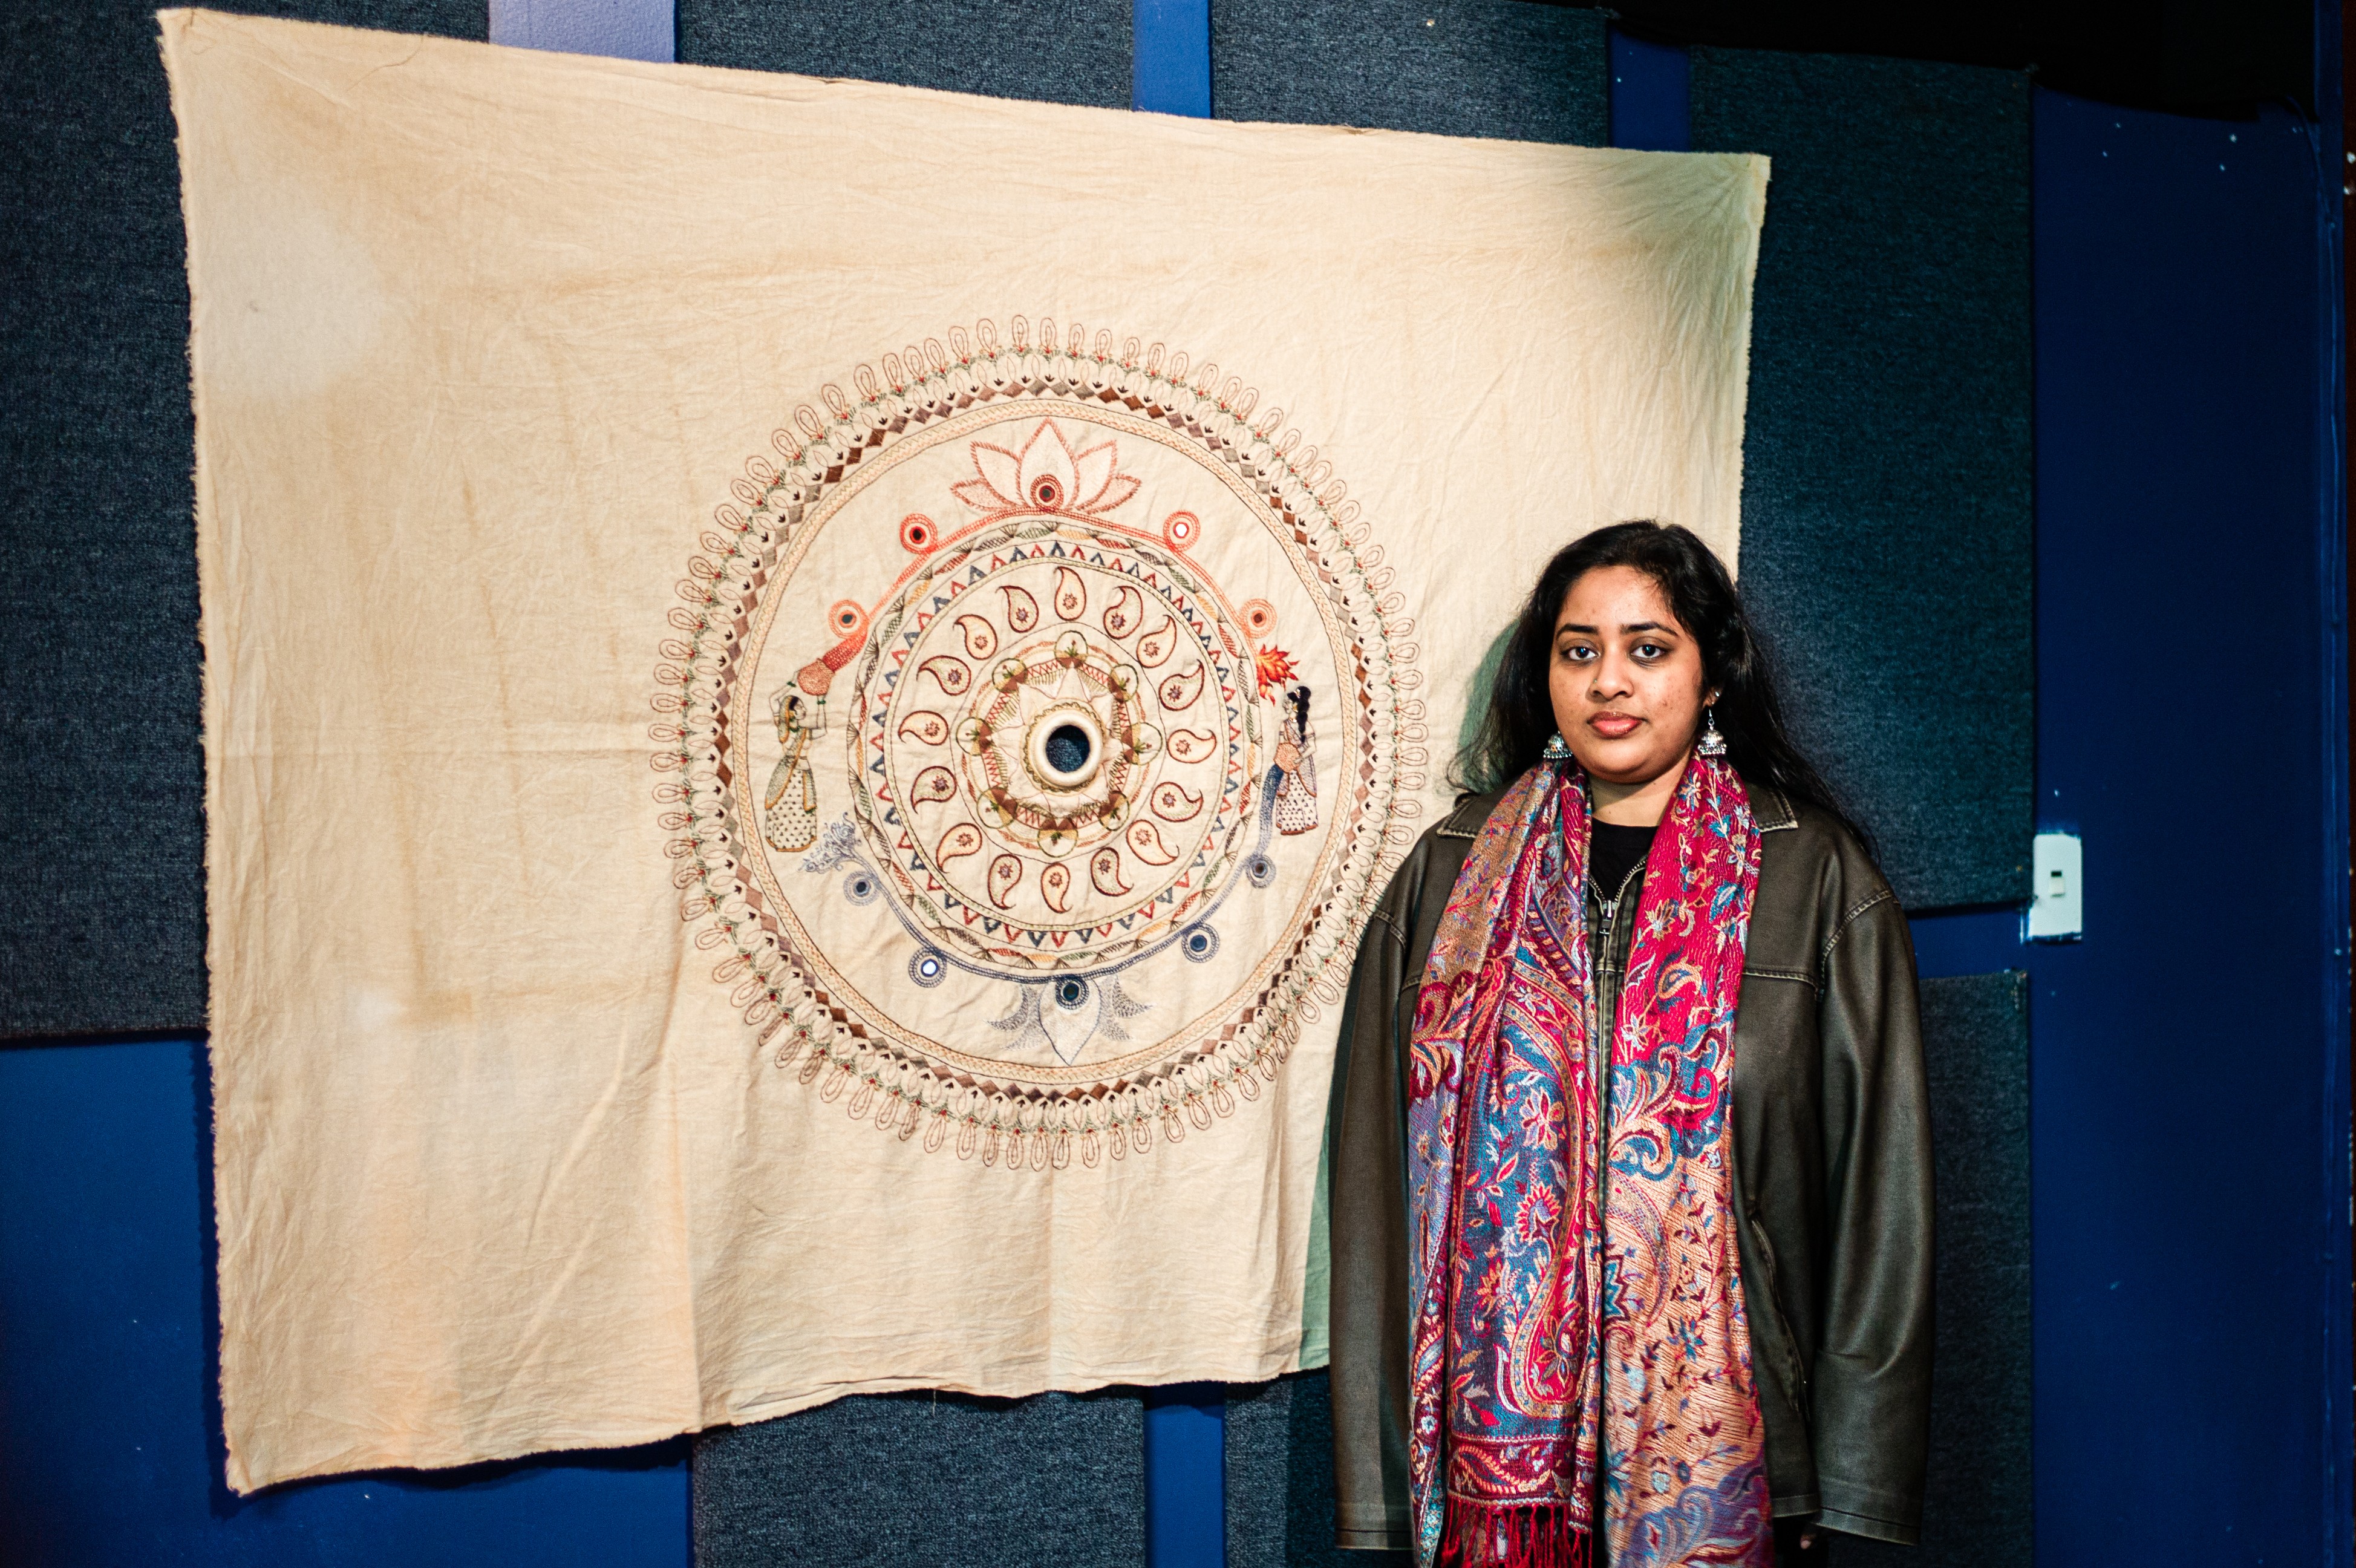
[0,1,488,1040]
[1228,1370,1409,1568]
[675,0,1131,108]
[1211,0,1607,145]
[1691,52,2034,912]
[691,1391,1146,1567]
[1835,970,2031,1566]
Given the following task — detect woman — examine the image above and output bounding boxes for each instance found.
[763,689,820,855]
[1326,523,1932,1568]
[1275,682,1320,835]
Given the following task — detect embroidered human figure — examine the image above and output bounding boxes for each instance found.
[1274,683,1318,836]
[764,690,820,854]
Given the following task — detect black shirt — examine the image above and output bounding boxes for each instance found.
[1589,820,1657,900]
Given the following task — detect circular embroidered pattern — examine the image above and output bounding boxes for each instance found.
[650,318,1426,1170]
[853,523,1255,976]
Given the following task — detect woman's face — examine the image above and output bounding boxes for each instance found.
[1548,565,1711,798]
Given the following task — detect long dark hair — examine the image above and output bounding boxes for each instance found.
[1454,520,1866,846]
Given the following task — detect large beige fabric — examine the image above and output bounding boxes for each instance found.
[164,8,1767,1492]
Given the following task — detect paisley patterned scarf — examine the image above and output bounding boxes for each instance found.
[1404,756,1770,1568]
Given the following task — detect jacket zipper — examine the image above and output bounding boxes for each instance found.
[1593,863,1644,949]
[1593,862,1645,1009]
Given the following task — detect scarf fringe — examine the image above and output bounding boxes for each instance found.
[1437,1500,1593,1568]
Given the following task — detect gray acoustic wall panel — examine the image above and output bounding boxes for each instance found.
[692,1390,1146,1567]
[1212,0,1607,145]
[1836,970,2032,1566]
[1229,1370,1409,1568]
[1692,53,2034,912]
[0,1,489,1039]
[676,0,1131,108]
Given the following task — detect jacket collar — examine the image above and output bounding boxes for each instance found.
[1438,780,1798,837]
[1751,784,1798,832]
[1437,791,1502,838]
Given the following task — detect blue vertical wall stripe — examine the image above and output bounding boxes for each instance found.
[1133,0,1209,116]
[1605,28,1689,153]
[488,0,673,62]
[1131,2,1224,1555]
[1144,1385,1229,1568]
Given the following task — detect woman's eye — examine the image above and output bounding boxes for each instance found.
[1633,642,1666,660]
[1560,645,1595,663]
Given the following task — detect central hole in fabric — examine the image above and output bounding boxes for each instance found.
[1045,723,1091,776]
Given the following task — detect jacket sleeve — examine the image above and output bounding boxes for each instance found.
[1325,851,1422,1552]
[1809,887,1936,1544]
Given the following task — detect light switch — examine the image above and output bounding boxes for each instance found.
[2026,831,2083,941]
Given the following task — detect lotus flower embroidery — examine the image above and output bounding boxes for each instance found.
[952,417,1143,518]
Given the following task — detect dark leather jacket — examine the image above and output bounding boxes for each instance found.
[1325,785,1933,1552]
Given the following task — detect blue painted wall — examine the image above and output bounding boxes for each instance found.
[2029,83,2350,1562]
[0,1039,690,1566]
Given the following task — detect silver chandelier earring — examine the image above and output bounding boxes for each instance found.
[1697,707,1727,759]
[1541,731,1573,761]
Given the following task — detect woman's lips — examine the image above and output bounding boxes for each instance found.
[1587,712,1642,739]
